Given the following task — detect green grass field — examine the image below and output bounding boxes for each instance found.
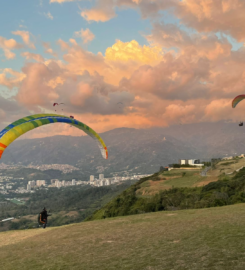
[1,203,245,269]
[9,199,25,205]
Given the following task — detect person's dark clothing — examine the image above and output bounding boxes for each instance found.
[41,209,49,220]
[39,209,50,228]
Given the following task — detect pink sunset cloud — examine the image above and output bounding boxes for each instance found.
[1,0,245,138]
[12,30,35,49]
[81,0,116,22]
[0,36,23,59]
[74,28,95,44]
[21,52,44,62]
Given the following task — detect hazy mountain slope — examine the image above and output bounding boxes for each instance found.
[1,122,245,177]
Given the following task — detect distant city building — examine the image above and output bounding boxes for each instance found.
[55,180,60,188]
[99,180,105,186]
[90,175,94,182]
[62,180,66,187]
[36,180,46,187]
[51,179,58,184]
[28,180,35,188]
[72,179,76,186]
[27,184,31,191]
[99,174,104,180]
[105,179,111,186]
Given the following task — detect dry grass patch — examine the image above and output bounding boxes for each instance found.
[2,204,245,269]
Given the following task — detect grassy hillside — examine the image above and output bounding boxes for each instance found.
[1,203,245,269]
[86,161,245,221]
[137,158,245,196]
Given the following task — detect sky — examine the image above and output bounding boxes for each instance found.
[1,0,245,138]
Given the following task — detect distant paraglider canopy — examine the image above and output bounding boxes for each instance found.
[232,95,245,108]
[53,103,64,106]
[0,114,108,160]
[239,122,243,126]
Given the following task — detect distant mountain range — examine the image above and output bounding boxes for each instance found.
[1,121,245,178]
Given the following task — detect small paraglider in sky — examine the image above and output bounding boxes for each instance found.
[231,96,245,127]
[232,95,245,108]
[70,116,74,119]
[53,103,65,106]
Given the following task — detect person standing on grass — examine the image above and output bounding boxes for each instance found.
[39,207,51,229]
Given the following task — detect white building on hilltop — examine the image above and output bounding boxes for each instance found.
[99,174,104,180]
[179,159,204,167]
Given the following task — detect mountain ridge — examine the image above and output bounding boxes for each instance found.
[1,121,245,178]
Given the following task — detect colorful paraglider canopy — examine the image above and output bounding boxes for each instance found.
[53,103,58,106]
[0,114,108,160]
[232,95,245,108]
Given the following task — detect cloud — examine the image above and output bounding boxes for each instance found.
[12,30,35,49]
[0,68,26,89]
[105,39,163,63]
[15,59,134,118]
[43,42,57,57]
[0,36,23,59]
[145,23,232,60]
[16,62,62,108]
[21,52,45,62]
[79,0,245,43]
[74,28,95,44]
[6,4,245,136]
[44,12,54,20]
[120,53,211,101]
[19,24,27,28]
[81,0,116,22]
[175,0,245,42]
[57,39,164,86]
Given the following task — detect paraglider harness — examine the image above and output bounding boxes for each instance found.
[38,208,51,228]
[239,122,243,126]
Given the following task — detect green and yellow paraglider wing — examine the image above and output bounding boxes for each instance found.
[0,114,108,160]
